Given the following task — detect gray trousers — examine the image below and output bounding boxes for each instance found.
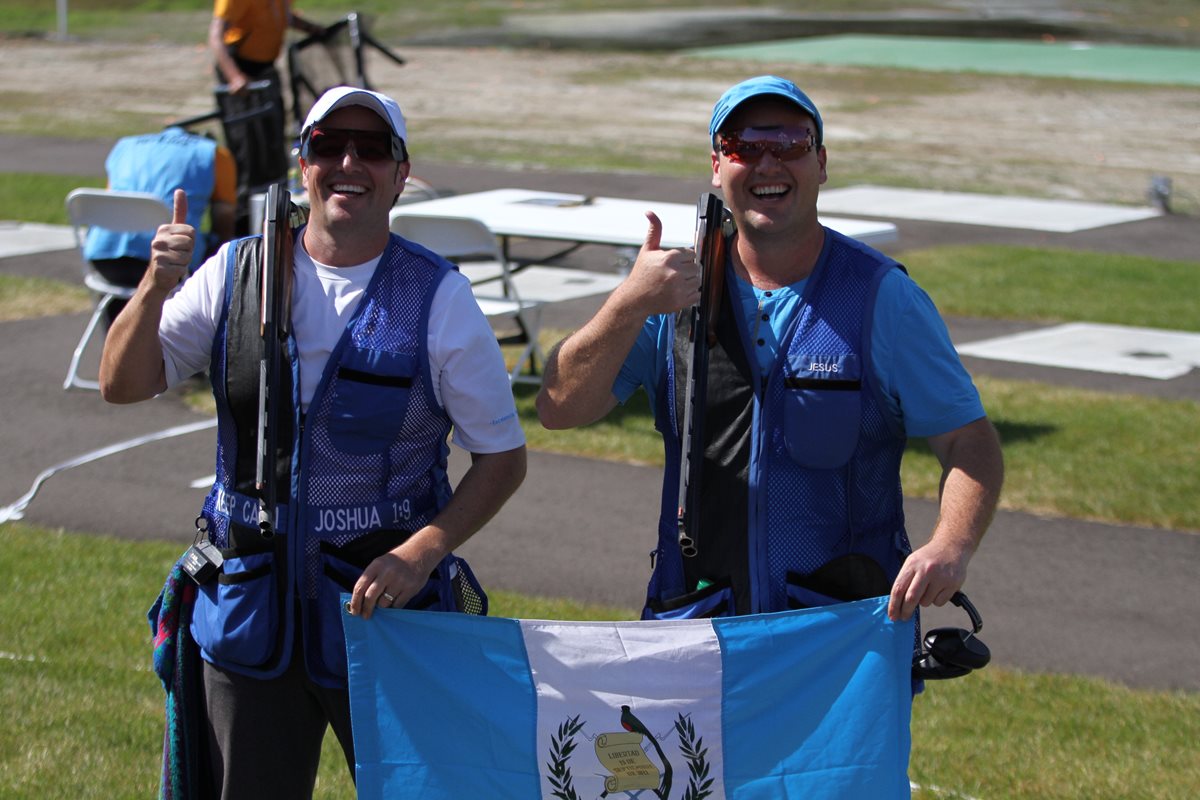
[202,649,355,800]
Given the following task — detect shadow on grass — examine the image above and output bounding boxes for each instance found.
[900,418,1058,460]
[991,418,1056,446]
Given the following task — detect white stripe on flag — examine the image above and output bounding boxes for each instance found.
[521,618,725,799]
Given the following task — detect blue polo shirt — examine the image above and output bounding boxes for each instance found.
[615,266,985,438]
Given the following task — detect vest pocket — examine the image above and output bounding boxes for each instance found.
[782,353,862,469]
[318,555,360,680]
[644,578,736,620]
[786,553,891,609]
[326,349,416,455]
[315,530,411,678]
[192,551,278,667]
[313,550,487,678]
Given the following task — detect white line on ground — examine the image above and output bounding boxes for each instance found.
[0,418,218,524]
[911,780,982,799]
[190,474,217,490]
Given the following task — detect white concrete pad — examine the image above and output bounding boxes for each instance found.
[0,221,76,259]
[818,186,1161,232]
[957,322,1200,380]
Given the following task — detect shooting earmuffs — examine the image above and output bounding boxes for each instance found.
[912,591,992,680]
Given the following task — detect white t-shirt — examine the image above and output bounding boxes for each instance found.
[159,234,525,454]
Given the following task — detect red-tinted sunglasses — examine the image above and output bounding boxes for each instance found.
[303,126,407,163]
[717,126,816,164]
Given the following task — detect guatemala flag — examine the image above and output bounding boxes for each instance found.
[342,596,914,800]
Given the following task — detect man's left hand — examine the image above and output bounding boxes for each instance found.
[887,538,970,621]
[348,546,434,621]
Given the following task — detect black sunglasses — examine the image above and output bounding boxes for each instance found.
[303,126,407,163]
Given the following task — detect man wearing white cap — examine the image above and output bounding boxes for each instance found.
[100,86,526,797]
[538,76,1002,645]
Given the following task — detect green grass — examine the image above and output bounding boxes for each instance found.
[910,668,1200,800]
[0,173,105,225]
[0,523,632,799]
[905,245,1200,332]
[904,376,1200,531]
[1,522,1197,799]
[513,380,665,466]
[0,526,178,799]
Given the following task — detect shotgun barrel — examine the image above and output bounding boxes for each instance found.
[255,181,292,538]
[676,192,727,558]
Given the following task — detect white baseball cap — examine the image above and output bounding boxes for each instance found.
[301,86,408,159]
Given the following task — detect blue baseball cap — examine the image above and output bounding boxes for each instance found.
[709,75,824,149]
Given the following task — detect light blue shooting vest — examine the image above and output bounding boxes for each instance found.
[84,128,216,271]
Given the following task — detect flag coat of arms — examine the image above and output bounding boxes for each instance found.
[342,596,914,799]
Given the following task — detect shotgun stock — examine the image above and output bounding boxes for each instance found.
[676,192,727,559]
[255,181,292,538]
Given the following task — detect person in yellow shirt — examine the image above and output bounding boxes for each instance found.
[208,0,323,232]
[209,0,321,95]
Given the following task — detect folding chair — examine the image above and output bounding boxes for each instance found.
[389,214,544,383]
[63,188,172,390]
[499,265,624,306]
[393,176,441,206]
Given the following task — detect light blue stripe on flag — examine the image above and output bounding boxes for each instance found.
[342,607,540,798]
[717,599,914,798]
[343,596,914,800]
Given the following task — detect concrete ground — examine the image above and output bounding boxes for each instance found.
[1,136,1198,692]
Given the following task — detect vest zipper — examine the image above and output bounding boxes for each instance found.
[748,374,771,614]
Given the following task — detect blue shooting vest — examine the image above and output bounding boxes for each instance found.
[644,229,911,620]
[84,127,216,271]
[191,233,482,688]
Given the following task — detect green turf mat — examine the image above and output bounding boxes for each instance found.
[688,35,1200,86]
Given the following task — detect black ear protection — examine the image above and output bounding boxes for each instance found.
[912,591,991,680]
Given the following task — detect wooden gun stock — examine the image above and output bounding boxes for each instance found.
[700,198,727,349]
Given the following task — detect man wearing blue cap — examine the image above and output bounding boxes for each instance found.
[100,86,526,798]
[538,76,1002,634]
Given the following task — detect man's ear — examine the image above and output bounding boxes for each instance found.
[711,151,722,189]
[394,161,412,194]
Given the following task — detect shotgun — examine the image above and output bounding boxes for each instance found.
[676,192,727,558]
[255,181,293,538]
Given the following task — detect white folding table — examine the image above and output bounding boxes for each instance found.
[389,189,898,384]
[390,187,898,251]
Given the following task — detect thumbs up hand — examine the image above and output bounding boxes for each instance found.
[614,211,700,317]
[147,189,195,291]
